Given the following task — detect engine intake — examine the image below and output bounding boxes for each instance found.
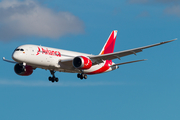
[73,56,92,69]
[14,64,33,76]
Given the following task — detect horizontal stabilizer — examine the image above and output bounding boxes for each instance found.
[111,59,147,66]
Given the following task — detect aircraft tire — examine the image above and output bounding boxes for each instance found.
[84,75,87,79]
[77,73,81,78]
[80,75,83,80]
[55,78,59,82]
[49,76,52,81]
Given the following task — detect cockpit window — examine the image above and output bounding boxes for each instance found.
[15,48,24,51]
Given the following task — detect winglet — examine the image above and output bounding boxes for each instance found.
[160,38,177,44]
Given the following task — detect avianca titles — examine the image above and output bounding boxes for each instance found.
[3,30,176,82]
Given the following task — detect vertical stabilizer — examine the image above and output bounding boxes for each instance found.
[99,30,117,55]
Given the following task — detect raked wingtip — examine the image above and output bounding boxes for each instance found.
[171,38,177,41]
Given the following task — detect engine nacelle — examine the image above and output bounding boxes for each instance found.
[73,56,92,70]
[14,64,33,76]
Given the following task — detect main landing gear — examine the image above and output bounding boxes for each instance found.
[49,70,59,83]
[77,73,87,80]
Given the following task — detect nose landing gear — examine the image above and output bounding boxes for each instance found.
[49,70,59,82]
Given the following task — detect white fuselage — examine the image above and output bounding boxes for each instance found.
[12,44,116,74]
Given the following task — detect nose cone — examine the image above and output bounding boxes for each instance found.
[12,51,24,62]
[12,52,19,62]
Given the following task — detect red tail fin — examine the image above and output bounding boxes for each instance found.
[99,30,117,55]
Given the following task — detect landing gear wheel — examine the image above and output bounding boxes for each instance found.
[80,76,83,80]
[48,77,52,81]
[84,75,87,79]
[77,73,81,78]
[81,74,85,78]
[55,78,59,82]
[77,73,88,80]
[49,70,59,83]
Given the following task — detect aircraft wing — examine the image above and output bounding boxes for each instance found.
[89,39,176,64]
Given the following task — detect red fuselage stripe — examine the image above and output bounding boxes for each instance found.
[87,60,112,75]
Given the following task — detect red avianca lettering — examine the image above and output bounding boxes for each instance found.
[36,47,61,57]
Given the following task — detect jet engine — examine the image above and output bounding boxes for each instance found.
[73,56,92,69]
[14,64,33,76]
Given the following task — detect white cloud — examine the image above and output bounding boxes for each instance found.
[0,0,84,41]
[127,0,180,18]
[164,5,180,17]
[155,0,180,4]
[127,0,180,4]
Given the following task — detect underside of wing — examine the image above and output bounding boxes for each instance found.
[59,58,76,70]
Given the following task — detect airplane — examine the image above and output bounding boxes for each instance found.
[3,30,176,82]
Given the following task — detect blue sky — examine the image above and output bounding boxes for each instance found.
[0,0,180,120]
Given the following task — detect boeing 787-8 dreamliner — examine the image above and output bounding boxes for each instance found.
[3,30,176,82]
